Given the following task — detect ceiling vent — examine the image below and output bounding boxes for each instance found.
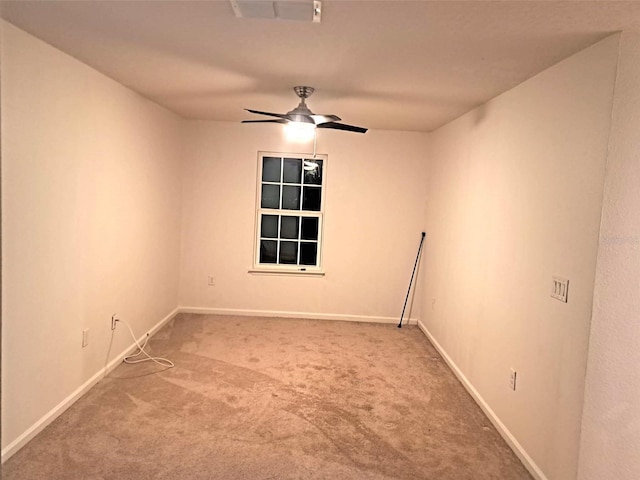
[230,0,321,23]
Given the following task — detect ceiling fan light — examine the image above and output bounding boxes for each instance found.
[285,121,316,142]
[303,160,319,171]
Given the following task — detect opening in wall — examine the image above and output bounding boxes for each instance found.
[252,151,327,274]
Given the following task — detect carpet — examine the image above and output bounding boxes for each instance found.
[3,314,533,479]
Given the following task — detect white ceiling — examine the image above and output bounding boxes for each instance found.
[2,0,640,132]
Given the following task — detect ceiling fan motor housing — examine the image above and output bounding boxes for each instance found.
[288,86,315,121]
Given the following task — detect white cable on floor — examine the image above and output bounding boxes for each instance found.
[116,317,174,368]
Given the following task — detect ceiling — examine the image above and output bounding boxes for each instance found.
[2,0,640,132]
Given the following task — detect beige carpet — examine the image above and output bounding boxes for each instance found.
[3,314,533,479]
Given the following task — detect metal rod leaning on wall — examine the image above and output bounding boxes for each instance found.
[398,232,426,328]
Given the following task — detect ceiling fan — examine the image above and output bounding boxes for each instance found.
[242,86,368,134]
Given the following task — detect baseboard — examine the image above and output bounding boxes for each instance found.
[416,320,548,480]
[178,306,417,325]
[1,307,180,463]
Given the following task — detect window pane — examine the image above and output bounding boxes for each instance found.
[279,241,298,264]
[303,159,323,185]
[260,240,278,263]
[280,216,299,239]
[283,158,302,184]
[300,242,318,265]
[282,185,301,210]
[262,157,281,182]
[302,186,321,211]
[261,184,281,209]
[301,217,318,240]
[256,154,325,269]
[261,215,278,238]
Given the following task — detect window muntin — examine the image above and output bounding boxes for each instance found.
[255,153,326,271]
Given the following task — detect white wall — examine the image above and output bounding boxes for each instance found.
[179,121,429,321]
[421,35,619,480]
[1,22,183,455]
[578,31,640,480]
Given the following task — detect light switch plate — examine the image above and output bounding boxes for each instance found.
[551,276,569,303]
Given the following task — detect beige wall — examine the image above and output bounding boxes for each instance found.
[421,36,619,480]
[179,121,429,321]
[578,31,640,480]
[1,21,183,453]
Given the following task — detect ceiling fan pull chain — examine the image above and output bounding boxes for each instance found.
[313,128,317,158]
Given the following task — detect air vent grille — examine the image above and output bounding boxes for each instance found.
[230,0,321,23]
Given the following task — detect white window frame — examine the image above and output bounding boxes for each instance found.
[250,151,327,275]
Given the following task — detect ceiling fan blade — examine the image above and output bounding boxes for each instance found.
[311,114,342,124]
[317,122,368,133]
[241,119,287,124]
[246,109,314,124]
[245,109,289,120]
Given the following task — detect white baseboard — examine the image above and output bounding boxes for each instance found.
[1,307,180,463]
[416,320,548,480]
[178,306,417,325]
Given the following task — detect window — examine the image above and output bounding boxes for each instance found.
[253,152,327,272]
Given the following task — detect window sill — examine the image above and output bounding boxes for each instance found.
[248,267,325,277]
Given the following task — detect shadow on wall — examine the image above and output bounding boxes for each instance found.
[473,103,490,125]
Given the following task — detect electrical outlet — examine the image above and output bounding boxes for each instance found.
[111,314,118,330]
[207,276,215,286]
[509,368,517,391]
[82,328,89,348]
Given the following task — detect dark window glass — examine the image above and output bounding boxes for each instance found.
[302,186,321,211]
[300,242,318,265]
[282,185,301,210]
[279,241,298,264]
[283,158,302,184]
[280,216,299,239]
[261,184,280,209]
[262,157,281,182]
[261,215,278,238]
[257,155,324,268]
[303,159,323,185]
[301,217,318,240]
[260,240,278,263]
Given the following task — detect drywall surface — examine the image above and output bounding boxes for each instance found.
[578,31,640,480]
[1,22,183,452]
[179,122,429,321]
[422,35,619,479]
